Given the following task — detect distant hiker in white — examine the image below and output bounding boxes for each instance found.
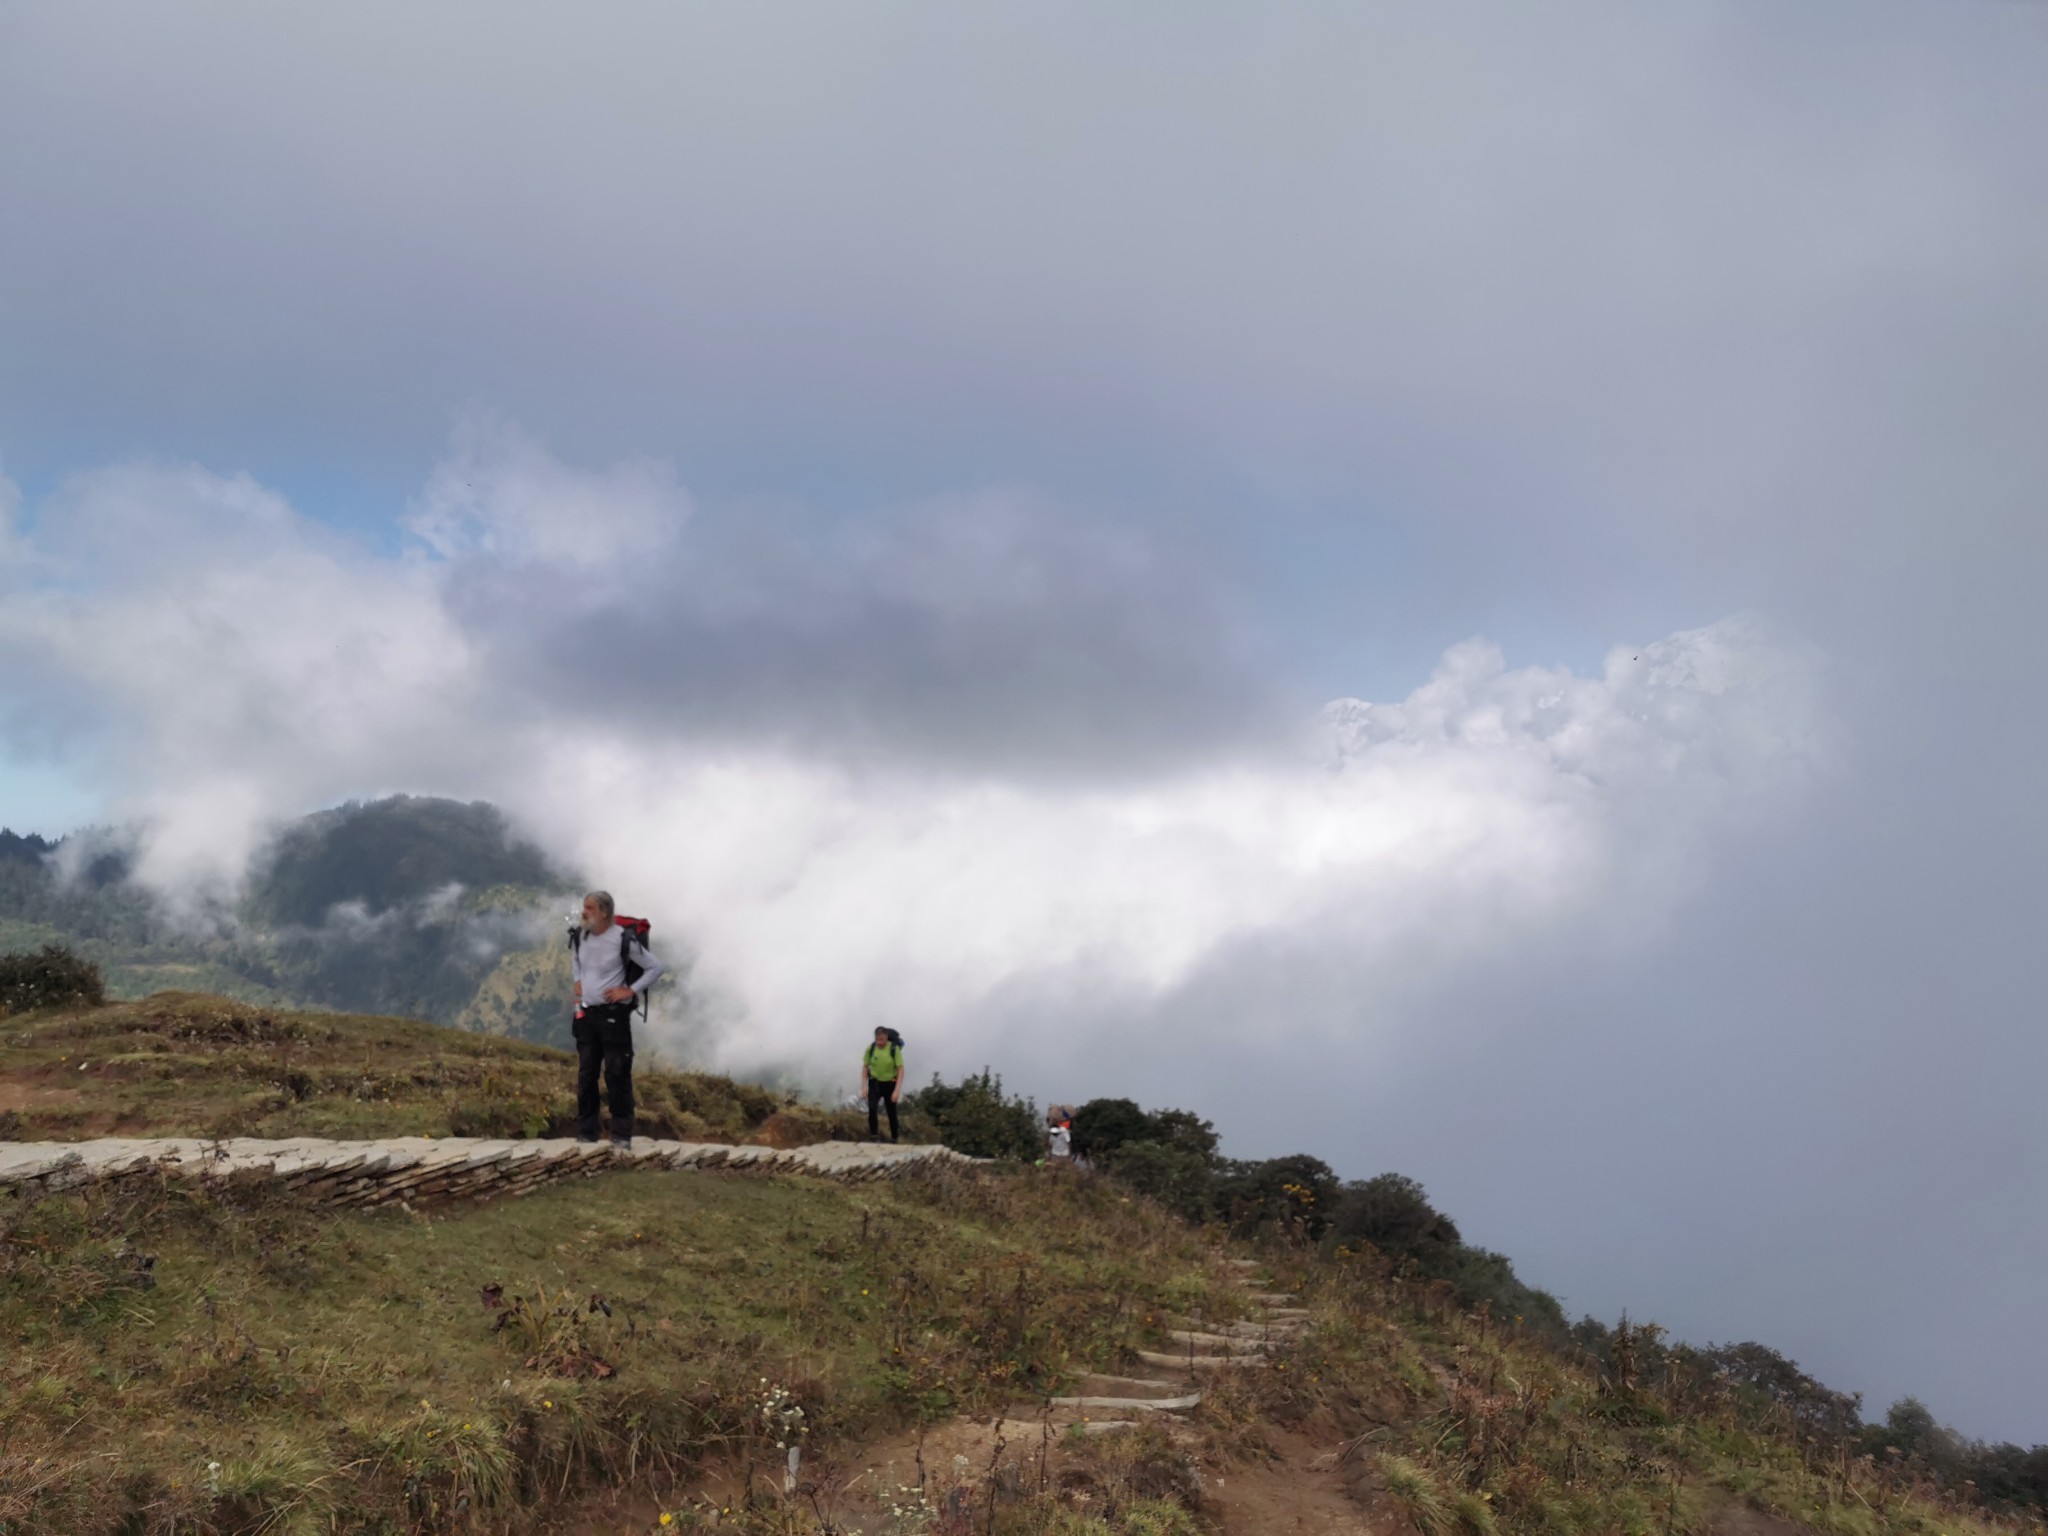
[569,891,664,1147]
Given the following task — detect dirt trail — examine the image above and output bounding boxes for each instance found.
[848,1257,1379,1536]
[554,1253,1394,1536]
[833,1256,1366,1536]
[1203,1427,1392,1536]
[1061,1258,1390,1536]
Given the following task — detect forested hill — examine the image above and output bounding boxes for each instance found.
[0,796,589,1045]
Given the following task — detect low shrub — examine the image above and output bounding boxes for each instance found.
[901,1069,1043,1160]
[1101,1140,1215,1223]
[1325,1173,1461,1260]
[0,943,106,1015]
[1069,1097,1154,1161]
[448,1085,559,1138]
[1211,1152,1342,1240]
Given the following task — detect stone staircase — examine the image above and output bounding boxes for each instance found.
[1041,1255,1305,1434]
[0,1134,974,1207]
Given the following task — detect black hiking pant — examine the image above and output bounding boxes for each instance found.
[867,1077,899,1142]
[574,1004,635,1143]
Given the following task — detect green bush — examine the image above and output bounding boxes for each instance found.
[1144,1108,1219,1159]
[900,1069,1042,1160]
[1703,1340,1866,1441]
[0,943,107,1015]
[1212,1152,1342,1239]
[1102,1140,1215,1223]
[1430,1246,1570,1342]
[1069,1097,1154,1161]
[1324,1174,1568,1337]
[1326,1172,1462,1260]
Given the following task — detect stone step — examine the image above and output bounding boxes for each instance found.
[1164,1329,1267,1353]
[1243,1292,1296,1305]
[1135,1350,1265,1372]
[1071,1373,1197,1399]
[1175,1318,1304,1341]
[1048,1393,1201,1414]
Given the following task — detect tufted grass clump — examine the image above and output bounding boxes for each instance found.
[1381,1453,1456,1536]
[205,1438,333,1536]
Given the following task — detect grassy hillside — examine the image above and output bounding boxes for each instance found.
[0,992,858,1146]
[2,1126,1234,1534]
[2,993,2036,1536]
[454,942,578,1044]
[0,995,1235,1534]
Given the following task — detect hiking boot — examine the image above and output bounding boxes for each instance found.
[576,1135,600,1145]
[611,1137,632,1150]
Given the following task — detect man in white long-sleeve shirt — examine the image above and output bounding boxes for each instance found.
[570,890,665,1146]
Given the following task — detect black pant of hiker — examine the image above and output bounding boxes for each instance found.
[867,1077,899,1142]
[574,1003,635,1143]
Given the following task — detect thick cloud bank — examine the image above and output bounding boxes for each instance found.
[0,433,1823,1073]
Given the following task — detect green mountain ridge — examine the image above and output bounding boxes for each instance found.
[0,796,588,1045]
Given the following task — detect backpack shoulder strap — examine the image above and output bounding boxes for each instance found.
[620,927,649,1018]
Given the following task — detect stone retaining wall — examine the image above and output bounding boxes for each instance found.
[0,1136,974,1208]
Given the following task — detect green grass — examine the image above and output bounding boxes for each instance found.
[0,991,867,1145]
[0,1142,1233,1532]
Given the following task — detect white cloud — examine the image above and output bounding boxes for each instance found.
[532,614,1822,1074]
[0,436,1827,1074]
[0,461,482,889]
[408,414,690,571]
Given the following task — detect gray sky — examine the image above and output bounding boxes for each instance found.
[3,1,2045,1440]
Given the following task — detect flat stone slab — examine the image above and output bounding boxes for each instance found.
[1135,1349,1267,1372]
[1050,1393,1202,1413]
[1165,1329,1267,1353]
[0,1135,975,1206]
[1174,1316,1305,1338]
[1071,1373,1198,1399]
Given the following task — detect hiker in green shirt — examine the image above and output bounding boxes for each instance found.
[860,1027,904,1143]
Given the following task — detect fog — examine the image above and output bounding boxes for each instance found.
[2,1,2045,1439]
